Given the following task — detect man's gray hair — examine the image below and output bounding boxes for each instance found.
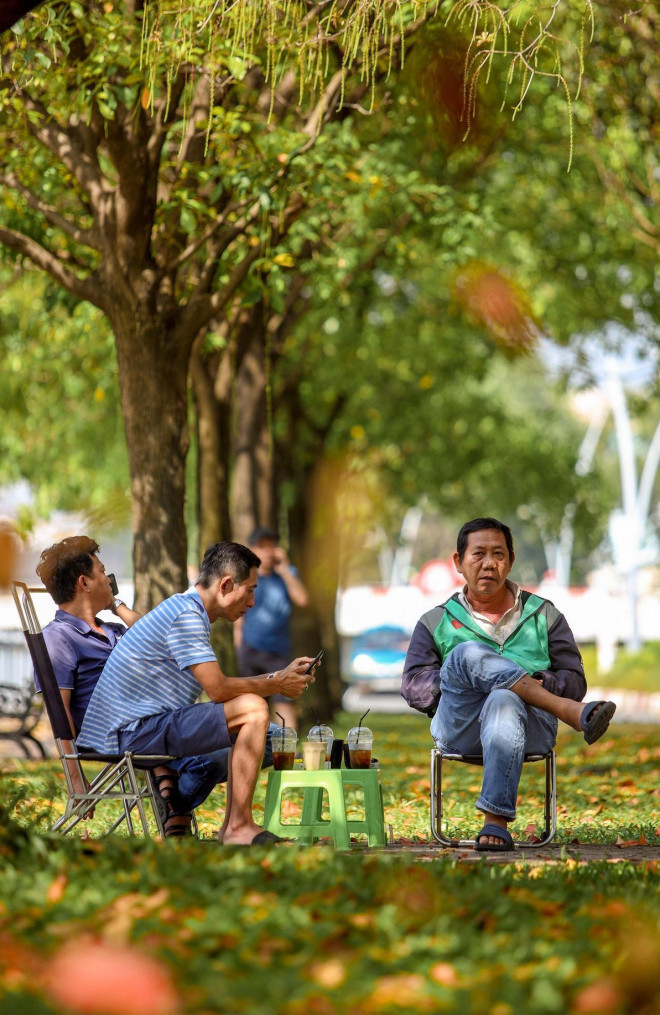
[196,541,261,588]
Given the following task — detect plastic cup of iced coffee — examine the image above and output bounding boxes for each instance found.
[301,740,326,770]
[347,726,373,769]
[307,724,334,764]
[271,728,298,770]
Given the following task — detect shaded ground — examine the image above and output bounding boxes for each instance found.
[382,840,660,864]
[3,703,659,857]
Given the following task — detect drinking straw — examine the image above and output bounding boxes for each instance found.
[274,711,287,742]
[310,707,324,739]
[357,708,370,743]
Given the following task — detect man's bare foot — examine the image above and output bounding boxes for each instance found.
[565,700,608,732]
[221,821,272,846]
[555,699,605,733]
[476,813,509,848]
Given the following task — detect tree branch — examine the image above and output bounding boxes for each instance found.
[0,172,100,251]
[592,149,659,254]
[191,186,290,294]
[9,84,107,208]
[165,199,247,277]
[302,68,345,139]
[176,192,305,340]
[0,224,105,306]
[173,244,263,343]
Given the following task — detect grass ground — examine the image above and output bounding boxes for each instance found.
[580,643,660,693]
[1,713,659,1014]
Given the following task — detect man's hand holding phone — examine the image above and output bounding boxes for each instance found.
[272,651,323,698]
[305,649,324,674]
[105,572,119,611]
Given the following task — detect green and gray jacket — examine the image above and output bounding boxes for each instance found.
[401,590,586,717]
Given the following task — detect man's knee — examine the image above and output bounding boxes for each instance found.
[226,693,269,730]
[446,640,499,677]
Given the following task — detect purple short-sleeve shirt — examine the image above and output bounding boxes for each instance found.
[38,611,126,733]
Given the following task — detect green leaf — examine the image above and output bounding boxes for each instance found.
[179,207,196,234]
[227,55,248,81]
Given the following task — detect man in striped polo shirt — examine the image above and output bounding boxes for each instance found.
[79,541,316,845]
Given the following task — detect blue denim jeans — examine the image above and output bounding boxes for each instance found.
[172,720,278,811]
[430,641,557,820]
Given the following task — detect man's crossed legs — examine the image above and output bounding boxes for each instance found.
[430,642,615,850]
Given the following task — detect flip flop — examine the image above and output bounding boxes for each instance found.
[580,700,616,745]
[474,823,514,852]
[250,829,287,846]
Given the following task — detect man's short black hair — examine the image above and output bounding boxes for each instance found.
[196,541,261,588]
[36,535,100,605]
[248,526,278,546]
[456,518,514,562]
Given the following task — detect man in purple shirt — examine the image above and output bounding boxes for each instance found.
[35,536,142,810]
[36,537,141,735]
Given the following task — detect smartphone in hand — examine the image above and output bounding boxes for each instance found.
[108,573,119,596]
[304,649,324,674]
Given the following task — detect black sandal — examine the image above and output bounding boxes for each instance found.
[163,812,193,838]
[148,770,193,838]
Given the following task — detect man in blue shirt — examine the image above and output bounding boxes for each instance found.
[79,541,316,845]
[36,537,307,840]
[235,527,309,730]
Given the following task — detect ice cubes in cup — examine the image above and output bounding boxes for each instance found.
[271,727,298,770]
[346,726,373,769]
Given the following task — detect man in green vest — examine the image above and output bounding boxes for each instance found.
[401,517,616,852]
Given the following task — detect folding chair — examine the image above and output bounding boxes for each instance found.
[430,747,557,848]
[11,580,184,838]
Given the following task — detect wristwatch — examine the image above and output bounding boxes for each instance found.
[111,597,124,613]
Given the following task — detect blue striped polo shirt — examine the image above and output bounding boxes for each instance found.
[78,588,217,753]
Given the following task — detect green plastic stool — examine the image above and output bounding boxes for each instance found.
[263,768,386,848]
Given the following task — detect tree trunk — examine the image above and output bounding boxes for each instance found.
[230,314,275,542]
[191,339,233,557]
[112,307,190,612]
[296,454,346,718]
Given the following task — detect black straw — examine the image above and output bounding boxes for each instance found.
[276,711,286,728]
[357,708,370,744]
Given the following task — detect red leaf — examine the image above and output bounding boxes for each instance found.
[616,833,648,847]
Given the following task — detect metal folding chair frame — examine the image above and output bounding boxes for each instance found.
[430,747,557,848]
[11,581,184,838]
